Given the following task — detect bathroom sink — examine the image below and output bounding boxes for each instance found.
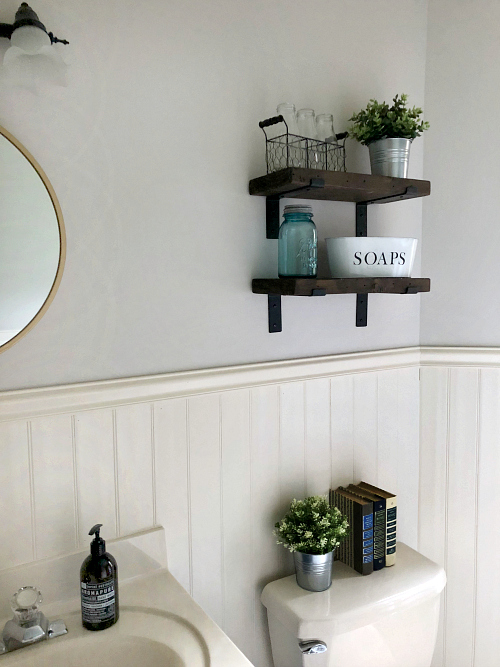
[0,528,253,667]
[0,607,208,667]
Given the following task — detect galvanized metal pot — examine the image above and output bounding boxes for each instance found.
[293,551,334,592]
[368,137,412,178]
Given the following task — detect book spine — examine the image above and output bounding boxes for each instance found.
[339,493,344,563]
[346,495,353,568]
[385,499,397,566]
[356,504,374,575]
[332,491,353,569]
[347,485,385,571]
[372,499,386,570]
[332,490,373,575]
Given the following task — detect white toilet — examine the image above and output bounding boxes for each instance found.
[262,542,446,667]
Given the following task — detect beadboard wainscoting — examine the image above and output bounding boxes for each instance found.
[419,348,500,667]
[0,348,419,667]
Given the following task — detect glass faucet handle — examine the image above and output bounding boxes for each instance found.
[10,587,43,623]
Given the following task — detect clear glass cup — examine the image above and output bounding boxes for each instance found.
[296,109,317,139]
[277,102,299,135]
[316,113,336,143]
[297,109,320,166]
[278,205,317,277]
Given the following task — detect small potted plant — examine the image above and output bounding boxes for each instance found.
[349,94,429,178]
[274,495,349,592]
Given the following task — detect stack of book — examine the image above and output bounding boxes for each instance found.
[329,482,397,576]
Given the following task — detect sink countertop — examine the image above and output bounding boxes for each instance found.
[0,528,254,667]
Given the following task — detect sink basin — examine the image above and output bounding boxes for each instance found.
[0,608,208,667]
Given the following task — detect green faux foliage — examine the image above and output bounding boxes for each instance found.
[348,94,430,146]
[274,495,349,555]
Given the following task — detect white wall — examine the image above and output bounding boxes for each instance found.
[420,6,500,665]
[420,5,500,664]
[419,349,500,667]
[421,0,500,345]
[0,0,428,391]
[0,349,420,667]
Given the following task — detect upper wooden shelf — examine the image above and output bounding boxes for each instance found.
[249,167,430,204]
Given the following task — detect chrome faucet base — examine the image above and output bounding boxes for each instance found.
[2,611,49,652]
[47,619,68,639]
[0,587,67,656]
[0,615,67,654]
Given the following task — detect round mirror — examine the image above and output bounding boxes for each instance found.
[0,125,65,351]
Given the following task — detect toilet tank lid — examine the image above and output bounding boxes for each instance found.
[261,543,446,636]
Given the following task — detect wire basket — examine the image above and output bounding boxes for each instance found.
[259,115,347,174]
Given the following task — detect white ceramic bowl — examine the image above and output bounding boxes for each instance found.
[325,237,418,278]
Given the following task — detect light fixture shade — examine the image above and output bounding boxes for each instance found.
[0,3,69,87]
[10,25,50,54]
[2,44,67,87]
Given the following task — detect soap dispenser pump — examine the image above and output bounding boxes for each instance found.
[80,524,119,631]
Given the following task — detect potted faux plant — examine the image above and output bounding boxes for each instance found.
[274,495,349,592]
[349,94,429,178]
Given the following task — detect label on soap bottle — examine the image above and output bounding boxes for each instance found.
[81,580,116,623]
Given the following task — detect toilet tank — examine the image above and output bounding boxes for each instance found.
[262,543,446,667]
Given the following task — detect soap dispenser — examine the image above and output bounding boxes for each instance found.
[80,524,119,631]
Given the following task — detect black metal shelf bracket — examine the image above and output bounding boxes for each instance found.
[268,294,282,333]
[356,202,368,237]
[355,202,368,327]
[356,294,368,327]
[267,287,326,332]
[364,185,418,205]
[266,178,325,239]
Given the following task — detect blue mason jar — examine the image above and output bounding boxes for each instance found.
[278,205,318,277]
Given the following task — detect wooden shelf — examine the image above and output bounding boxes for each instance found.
[249,167,430,204]
[249,167,432,331]
[252,277,430,296]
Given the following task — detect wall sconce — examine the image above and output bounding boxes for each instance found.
[0,3,68,53]
[0,3,68,86]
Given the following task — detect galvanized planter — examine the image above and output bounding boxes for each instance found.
[368,137,412,178]
[293,551,334,592]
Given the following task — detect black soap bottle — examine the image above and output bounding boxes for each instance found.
[80,524,119,631]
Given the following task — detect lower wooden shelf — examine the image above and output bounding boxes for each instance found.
[252,277,430,332]
[252,277,430,296]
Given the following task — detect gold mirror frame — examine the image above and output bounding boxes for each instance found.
[0,124,66,353]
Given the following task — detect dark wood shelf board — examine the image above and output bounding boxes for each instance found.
[252,277,430,296]
[249,168,430,204]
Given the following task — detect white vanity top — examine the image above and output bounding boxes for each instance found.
[0,528,253,667]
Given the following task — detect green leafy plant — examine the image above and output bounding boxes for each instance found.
[274,495,349,555]
[348,94,429,145]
